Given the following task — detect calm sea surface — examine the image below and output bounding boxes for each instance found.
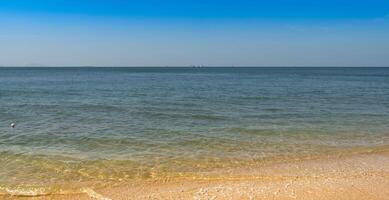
[0,67,389,192]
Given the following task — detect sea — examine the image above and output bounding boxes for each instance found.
[0,67,388,194]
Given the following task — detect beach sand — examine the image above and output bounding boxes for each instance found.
[9,151,389,200]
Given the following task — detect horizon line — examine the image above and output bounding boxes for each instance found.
[1,66,389,68]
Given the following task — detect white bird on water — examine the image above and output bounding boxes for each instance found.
[10,122,15,128]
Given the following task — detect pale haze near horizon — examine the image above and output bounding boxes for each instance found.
[0,4,389,67]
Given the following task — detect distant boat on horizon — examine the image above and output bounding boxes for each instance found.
[191,65,205,68]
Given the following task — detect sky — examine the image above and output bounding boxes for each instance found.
[0,0,388,66]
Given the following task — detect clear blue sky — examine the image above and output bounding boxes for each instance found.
[0,0,388,66]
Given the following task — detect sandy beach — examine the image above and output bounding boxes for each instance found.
[8,150,389,200]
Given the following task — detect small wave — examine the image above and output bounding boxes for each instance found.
[71,104,125,112]
[0,185,111,199]
[191,114,226,121]
[262,108,282,112]
[227,127,276,136]
[82,188,112,200]
[0,185,73,197]
[0,187,47,197]
[237,96,274,101]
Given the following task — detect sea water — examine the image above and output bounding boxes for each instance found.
[0,67,388,194]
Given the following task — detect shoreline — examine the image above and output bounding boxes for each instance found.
[8,150,389,200]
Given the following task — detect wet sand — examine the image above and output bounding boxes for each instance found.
[9,151,389,200]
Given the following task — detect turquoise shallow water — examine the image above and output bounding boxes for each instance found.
[0,67,389,192]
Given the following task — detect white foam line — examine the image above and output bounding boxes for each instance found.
[0,186,47,196]
[81,188,112,200]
